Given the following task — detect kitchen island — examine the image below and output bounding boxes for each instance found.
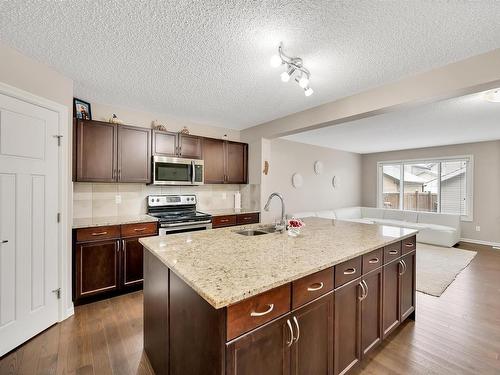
[140,218,418,375]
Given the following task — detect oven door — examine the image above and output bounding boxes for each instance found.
[159,220,212,235]
[153,156,204,185]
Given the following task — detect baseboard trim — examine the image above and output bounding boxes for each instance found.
[460,237,500,248]
[63,306,75,321]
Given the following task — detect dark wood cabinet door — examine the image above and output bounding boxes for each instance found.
[334,278,362,375]
[117,125,151,183]
[203,138,226,184]
[152,130,177,156]
[291,293,333,375]
[179,134,202,159]
[226,315,292,375]
[382,260,401,338]
[226,141,248,184]
[76,120,117,182]
[122,238,144,288]
[400,252,416,321]
[75,240,119,299]
[361,268,383,357]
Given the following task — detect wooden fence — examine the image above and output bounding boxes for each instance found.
[383,192,438,212]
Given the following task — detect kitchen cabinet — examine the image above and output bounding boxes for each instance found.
[400,252,416,321]
[360,268,383,356]
[75,239,120,300]
[226,314,291,375]
[74,119,151,183]
[382,259,401,338]
[73,222,158,305]
[334,278,362,375]
[152,130,202,159]
[203,137,248,184]
[290,293,334,375]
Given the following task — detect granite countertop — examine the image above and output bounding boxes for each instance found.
[204,208,261,216]
[73,214,158,229]
[140,217,418,309]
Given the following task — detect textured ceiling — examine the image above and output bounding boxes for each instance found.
[284,91,500,153]
[1,1,500,130]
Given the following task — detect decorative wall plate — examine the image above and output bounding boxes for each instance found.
[292,173,303,188]
[314,161,323,175]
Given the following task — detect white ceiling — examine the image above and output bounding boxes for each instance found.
[283,92,500,154]
[1,1,500,130]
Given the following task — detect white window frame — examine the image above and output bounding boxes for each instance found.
[376,155,474,221]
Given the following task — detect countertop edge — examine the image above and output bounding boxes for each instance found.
[140,229,418,309]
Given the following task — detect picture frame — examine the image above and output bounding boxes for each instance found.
[73,98,92,120]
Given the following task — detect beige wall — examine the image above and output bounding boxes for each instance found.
[261,139,362,223]
[90,102,241,140]
[361,140,500,244]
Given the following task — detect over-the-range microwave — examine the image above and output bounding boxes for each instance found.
[152,156,204,185]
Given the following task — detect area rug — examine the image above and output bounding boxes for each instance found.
[416,243,477,297]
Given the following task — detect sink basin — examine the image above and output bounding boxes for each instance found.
[235,229,269,236]
[235,226,281,236]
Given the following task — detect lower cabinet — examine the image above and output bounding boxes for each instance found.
[360,268,383,356]
[75,239,120,299]
[400,252,416,320]
[226,293,334,375]
[334,279,362,375]
[122,237,145,287]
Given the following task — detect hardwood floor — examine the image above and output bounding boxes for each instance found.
[1,242,499,375]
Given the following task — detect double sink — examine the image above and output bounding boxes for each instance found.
[235,225,281,236]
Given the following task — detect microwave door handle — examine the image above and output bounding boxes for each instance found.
[191,161,195,184]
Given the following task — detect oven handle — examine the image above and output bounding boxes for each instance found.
[161,219,212,228]
[191,161,195,184]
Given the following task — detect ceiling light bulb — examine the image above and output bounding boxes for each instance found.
[270,54,282,68]
[280,71,291,82]
[304,87,314,97]
[298,75,310,88]
[485,89,500,103]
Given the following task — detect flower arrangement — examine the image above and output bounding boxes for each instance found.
[287,218,305,237]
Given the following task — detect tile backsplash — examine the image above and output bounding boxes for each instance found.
[73,183,260,219]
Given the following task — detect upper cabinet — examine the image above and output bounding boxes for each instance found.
[74,119,151,183]
[152,130,202,159]
[203,138,248,184]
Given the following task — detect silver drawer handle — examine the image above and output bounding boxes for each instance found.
[134,228,147,232]
[307,282,324,292]
[389,250,398,255]
[91,231,108,236]
[405,243,414,247]
[250,303,274,317]
[368,258,379,264]
[286,319,294,347]
[1,240,8,244]
[220,219,229,222]
[343,268,356,275]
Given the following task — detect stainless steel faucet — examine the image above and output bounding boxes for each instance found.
[264,192,286,232]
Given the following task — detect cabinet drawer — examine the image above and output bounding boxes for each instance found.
[292,268,333,309]
[334,256,362,288]
[227,284,291,340]
[383,242,402,264]
[121,222,158,238]
[76,225,121,242]
[362,248,383,274]
[236,213,260,225]
[212,215,237,228]
[402,235,416,254]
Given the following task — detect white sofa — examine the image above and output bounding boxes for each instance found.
[291,207,461,247]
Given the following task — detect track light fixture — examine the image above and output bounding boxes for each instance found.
[270,42,313,96]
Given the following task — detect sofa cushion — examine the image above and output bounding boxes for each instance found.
[316,210,336,219]
[417,211,460,228]
[291,212,317,219]
[383,209,406,221]
[361,207,384,219]
[403,210,419,223]
[341,218,375,224]
[334,207,362,220]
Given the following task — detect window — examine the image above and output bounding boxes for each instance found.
[377,156,473,220]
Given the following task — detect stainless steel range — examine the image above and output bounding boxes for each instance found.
[147,195,212,236]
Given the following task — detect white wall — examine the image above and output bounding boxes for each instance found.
[261,139,362,223]
[361,140,500,244]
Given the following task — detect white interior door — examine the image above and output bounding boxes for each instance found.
[0,92,60,356]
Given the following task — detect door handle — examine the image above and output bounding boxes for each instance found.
[398,260,405,275]
[358,281,367,301]
[250,304,274,317]
[1,240,8,244]
[292,316,300,343]
[401,259,407,274]
[286,319,294,347]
